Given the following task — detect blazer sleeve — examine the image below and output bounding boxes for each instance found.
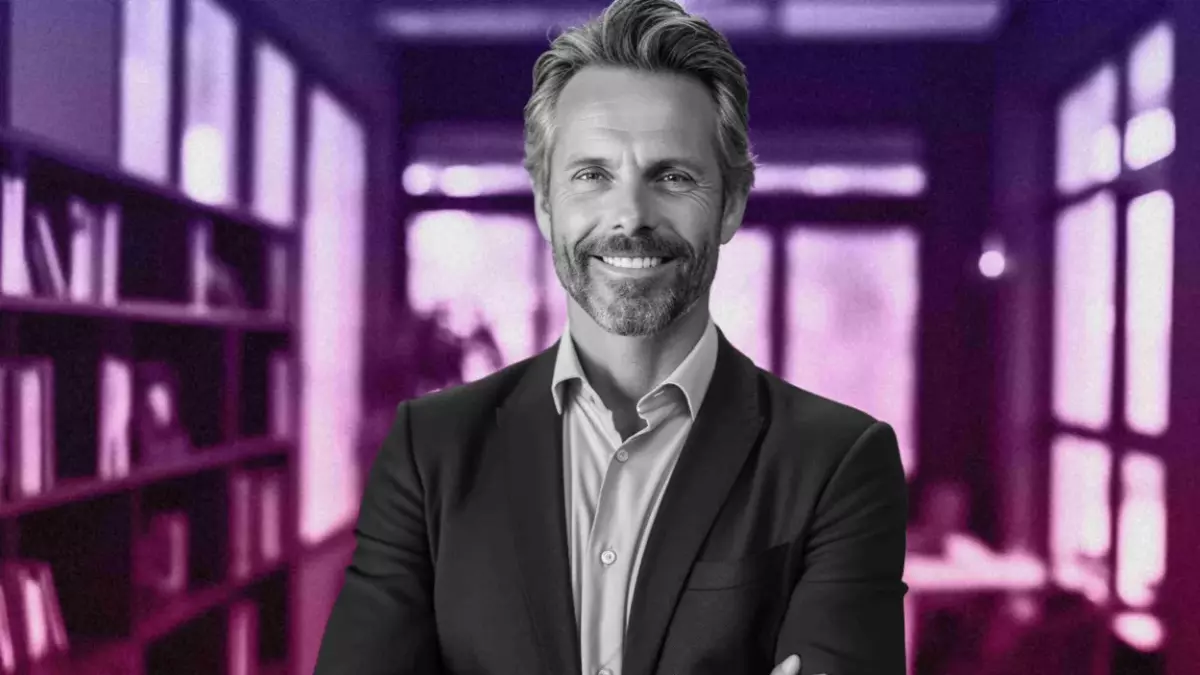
[773,420,910,675]
[314,401,444,675]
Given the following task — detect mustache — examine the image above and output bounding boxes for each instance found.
[579,234,691,260]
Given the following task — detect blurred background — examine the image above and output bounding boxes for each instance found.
[0,0,1196,673]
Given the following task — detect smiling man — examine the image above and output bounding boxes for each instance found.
[314,1,908,674]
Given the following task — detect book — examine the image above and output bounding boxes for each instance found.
[267,352,293,440]
[227,600,259,675]
[228,470,257,580]
[0,560,69,670]
[5,359,55,500]
[99,204,122,305]
[0,175,31,296]
[27,209,66,298]
[189,220,213,310]
[97,356,133,480]
[67,197,98,302]
[257,469,285,566]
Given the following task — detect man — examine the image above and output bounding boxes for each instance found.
[314,0,908,673]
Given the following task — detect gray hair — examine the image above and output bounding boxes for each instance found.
[523,0,756,206]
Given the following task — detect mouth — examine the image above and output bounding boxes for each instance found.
[591,255,676,271]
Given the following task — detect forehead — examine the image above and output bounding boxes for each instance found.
[553,66,719,159]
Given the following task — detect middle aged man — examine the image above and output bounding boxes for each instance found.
[314,1,909,674]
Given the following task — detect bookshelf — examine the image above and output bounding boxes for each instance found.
[0,122,299,675]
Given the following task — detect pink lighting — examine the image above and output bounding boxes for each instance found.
[1050,435,1112,604]
[978,235,1007,279]
[1057,64,1118,195]
[252,40,298,227]
[1129,23,1173,115]
[1113,613,1166,652]
[709,227,773,369]
[181,0,238,206]
[1125,191,1174,436]
[1117,452,1167,609]
[407,211,541,379]
[119,0,172,183]
[784,226,919,477]
[1052,191,1116,430]
[402,163,437,195]
[1124,108,1175,170]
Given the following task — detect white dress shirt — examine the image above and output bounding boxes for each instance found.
[550,317,720,675]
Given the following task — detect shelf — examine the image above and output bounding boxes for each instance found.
[0,437,292,518]
[0,127,297,238]
[135,560,288,643]
[21,637,138,675]
[0,294,290,331]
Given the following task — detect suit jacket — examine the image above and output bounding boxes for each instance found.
[315,330,909,675]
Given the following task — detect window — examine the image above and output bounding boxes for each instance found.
[710,227,773,369]
[253,40,298,227]
[784,226,920,477]
[1049,20,1174,652]
[119,0,172,182]
[181,0,239,205]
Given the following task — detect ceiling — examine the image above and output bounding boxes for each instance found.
[373,0,1011,42]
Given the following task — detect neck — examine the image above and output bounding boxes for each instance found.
[566,296,711,412]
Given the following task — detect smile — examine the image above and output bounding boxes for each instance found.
[594,256,673,270]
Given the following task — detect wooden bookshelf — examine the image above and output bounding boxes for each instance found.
[0,119,300,674]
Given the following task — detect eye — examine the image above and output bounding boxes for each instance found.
[574,169,607,182]
[660,171,694,184]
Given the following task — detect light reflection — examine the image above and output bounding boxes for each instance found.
[1113,612,1166,652]
[1050,435,1112,604]
[1125,108,1175,171]
[1117,452,1166,608]
[1125,191,1174,435]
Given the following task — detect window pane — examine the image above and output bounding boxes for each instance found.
[1057,64,1119,195]
[1117,451,1166,608]
[1053,191,1116,430]
[182,0,238,205]
[1126,23,1175,171]
[752,163,925,197]
[1130,23,1173,114]
[120,0,171,182]
[1126,191,1173,436]
[710,227,773,370]
[1050,434,1112,604]
[300,88,366,544]
[253,41,298,226]
[784,226,919,477]
[407,211,540,381]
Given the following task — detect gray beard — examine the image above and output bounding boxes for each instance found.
[551,230,717,337]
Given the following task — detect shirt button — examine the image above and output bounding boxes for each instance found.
[616,449,630,463]
[600,549,617,565]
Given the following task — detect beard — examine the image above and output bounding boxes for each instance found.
[551,222,718,337]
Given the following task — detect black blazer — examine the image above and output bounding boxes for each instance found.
[315,330,909,675]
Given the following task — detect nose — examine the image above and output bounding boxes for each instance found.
[608,179,654,233]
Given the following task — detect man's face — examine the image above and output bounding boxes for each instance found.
[535,66,746,337]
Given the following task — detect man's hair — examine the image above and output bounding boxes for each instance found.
[523,0,756,206]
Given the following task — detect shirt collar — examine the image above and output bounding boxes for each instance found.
[550,316,720,420]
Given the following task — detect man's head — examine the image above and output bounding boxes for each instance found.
[523,0,755,337]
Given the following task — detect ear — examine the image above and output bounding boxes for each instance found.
[534,185,553,243]
[718,189,748,245]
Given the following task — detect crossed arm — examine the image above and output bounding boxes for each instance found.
[771,420,910,675]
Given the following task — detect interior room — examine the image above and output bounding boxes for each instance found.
[0,0,1196,673]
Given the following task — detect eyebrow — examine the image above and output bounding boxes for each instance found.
[563,156,710,177]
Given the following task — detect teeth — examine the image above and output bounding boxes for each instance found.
[601,256,663,269]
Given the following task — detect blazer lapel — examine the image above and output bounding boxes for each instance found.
[498,341,582,675]
[623,332,766,675]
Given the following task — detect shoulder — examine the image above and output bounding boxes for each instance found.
[753,367,898,471]
[402,354,538,439]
